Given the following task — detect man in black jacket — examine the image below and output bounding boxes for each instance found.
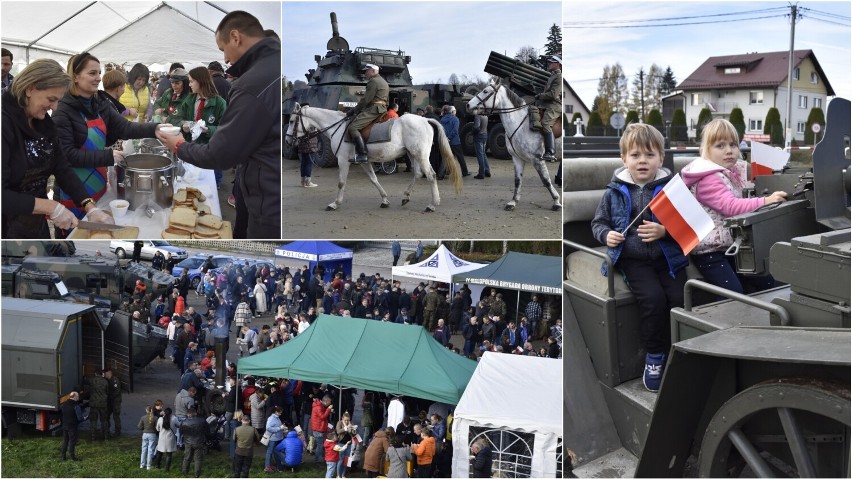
[180,408,209,477]
[60,391,86,461]
[471,440,492,478]
[158,11,280,239]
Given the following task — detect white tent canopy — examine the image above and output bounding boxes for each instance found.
[452,353,563,478]
[1,1,281,70]
[391,244,485,284]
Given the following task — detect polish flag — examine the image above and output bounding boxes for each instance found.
[749,140,789,179]
[649,174,714,255]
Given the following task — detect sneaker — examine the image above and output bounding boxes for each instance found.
[473,174,485,179]
[484,172,491,178]
[227,194,236,207]
[264,466,277,473]
[643,352,666,392]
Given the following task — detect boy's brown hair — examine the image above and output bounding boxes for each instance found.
[619,123,665,158]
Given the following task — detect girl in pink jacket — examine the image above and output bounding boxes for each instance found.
[681,119,787,295]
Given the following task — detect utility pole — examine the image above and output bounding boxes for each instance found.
[784,3,800,148]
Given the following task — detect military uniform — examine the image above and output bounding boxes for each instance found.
[423,291,441,331]
[490,298,507,321]
[347,64,389,163]
[106,373,122,436]
[89,374,109,440]
[532,55,563,161]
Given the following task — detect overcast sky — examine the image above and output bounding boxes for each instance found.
[282,1,561,85]
[564,1,851,107]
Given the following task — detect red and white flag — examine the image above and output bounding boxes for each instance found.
[648,174,714,255]
[749,140,789,179]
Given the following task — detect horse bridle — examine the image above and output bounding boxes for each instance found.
[471,83,527,115]
[288,106,354,159]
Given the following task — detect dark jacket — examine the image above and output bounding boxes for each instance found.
[61,398,85,431]
[473,446,493,477]
[176,37,281,238]
[179,415,208,447]
[1,90,90,235]
[53,92,157,168]
[211,72,231,100]
[591,167,688,278]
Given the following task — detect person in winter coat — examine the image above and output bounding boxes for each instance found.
[264,406,286,472]
[310,395,334,464]
[119,63,151,122]
[471,440,493,478]
[154,408,177,470]
[137,405,158,469]
[363,427,390,477]
[233,413,258,478]
[250,387,268,433]
[411,428,436,478]
[254,278,268,316]
[275,429,305,468]
[153,68,190,125]
[386,435,412,478]
[53,52,161,218]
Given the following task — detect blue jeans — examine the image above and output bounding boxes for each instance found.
[474,136,489,175]
[141,432,157,467]
[337,443,351,477]
[313,431,325,463]
[325,461,337,478]
[174,416,186,447]
[300,153,314,178]
[692,252,775,298]
[266,439,283,468]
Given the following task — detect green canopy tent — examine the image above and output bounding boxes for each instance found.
[237,315,477,405]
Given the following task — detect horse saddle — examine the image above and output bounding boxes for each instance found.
[528,107,563,139]
[345,115,396,144]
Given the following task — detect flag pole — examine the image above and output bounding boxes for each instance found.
[621,201,653,236]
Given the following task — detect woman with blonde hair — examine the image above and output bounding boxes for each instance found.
[2,58,111,237]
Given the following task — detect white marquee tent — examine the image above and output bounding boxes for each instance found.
[452,353,563,478]
[0,1,281,72]
[391,244,485,285]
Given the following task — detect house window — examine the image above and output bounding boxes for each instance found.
[792,67,800,80]
[749,91,764,105]
[798,95,808,108]
[724,67,740,74]
[810,72,819,84]
[814,98,823,109]
[749,119,763,131]
[691,93,704,106]
[797,122,806,133]
[566,104,574,114]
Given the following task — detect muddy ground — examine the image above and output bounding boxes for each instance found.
[281,155,562,239]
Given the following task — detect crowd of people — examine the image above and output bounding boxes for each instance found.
[2,10,281,239]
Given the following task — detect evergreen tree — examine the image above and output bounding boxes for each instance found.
[729,108,746,140]
[803,107,826,144]
[646,109,663,133]
[625,110,640,125]
[671,109,688,141]
[544,24,562,57]
[587,111,604,136]
[660,66,677,95]
[764,108,784,145]
[696,108,713,142]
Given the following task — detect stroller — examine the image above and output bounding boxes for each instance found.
[205,413,227,451]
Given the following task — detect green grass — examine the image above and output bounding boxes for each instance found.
[1,432,332,478]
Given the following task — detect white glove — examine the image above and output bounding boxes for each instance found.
[49,203,78,229]
[86,208,115,225]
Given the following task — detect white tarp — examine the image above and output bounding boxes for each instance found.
[1,1,280,71]
[391,244,485,284]
[452,353,563,478]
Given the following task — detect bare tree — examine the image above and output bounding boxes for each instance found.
[514,45,538,65]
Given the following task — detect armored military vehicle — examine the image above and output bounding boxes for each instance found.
[2,263,112,318]
[563,98,850,477]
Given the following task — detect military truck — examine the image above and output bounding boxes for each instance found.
[1,298,106,436]
[563,98,850,477]
[2,263,112,318]
[283,12,506,167]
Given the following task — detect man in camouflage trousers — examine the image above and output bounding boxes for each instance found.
[423,286,441,331]
[89,370,109,440]
[531,54,562,162]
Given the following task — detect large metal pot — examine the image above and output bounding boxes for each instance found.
[116,153,175,209]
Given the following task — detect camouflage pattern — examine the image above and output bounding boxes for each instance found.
[423,290,441,331]
[490,298,507,320]
[89,374,109,439]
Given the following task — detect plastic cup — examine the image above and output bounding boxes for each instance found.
[109,199,130,218]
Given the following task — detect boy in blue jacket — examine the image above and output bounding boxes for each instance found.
[591,123,688,392]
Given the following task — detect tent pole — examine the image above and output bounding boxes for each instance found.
[516,290,521,322]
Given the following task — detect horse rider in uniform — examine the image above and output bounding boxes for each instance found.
[531,54,562,162]
[345,63,389,164]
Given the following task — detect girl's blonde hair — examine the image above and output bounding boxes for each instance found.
[620,123,665,157]
[700,119,740,159]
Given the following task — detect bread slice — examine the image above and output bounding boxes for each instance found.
[192,224,221,238]
[89,231,113,240]
[196,203,211,215]
[174,189,188,203]
[162,226,193,239]
[186,187,206,202]
[169,206,198,228]
[197,214,223,230]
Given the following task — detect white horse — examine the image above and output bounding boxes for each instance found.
[467,80,562,211]
[285,104,461,212]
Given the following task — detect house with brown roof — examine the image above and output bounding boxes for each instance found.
[674,50,834,142]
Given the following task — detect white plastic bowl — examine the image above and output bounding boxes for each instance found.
[109,199,130,218]
[160,126,181,136]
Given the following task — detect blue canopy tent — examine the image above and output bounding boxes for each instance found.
[274,241,353,283]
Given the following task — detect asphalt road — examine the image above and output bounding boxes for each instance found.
[281,155,562,239]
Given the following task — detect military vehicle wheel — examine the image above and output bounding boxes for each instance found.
[190,276,201,290]
[282,140,298,161]
[488,124,510,160]
[699,379,850,478]
[461,122,475,156]
[206,390,226,416]
[114,248,127,259]
[313,134,338,168]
